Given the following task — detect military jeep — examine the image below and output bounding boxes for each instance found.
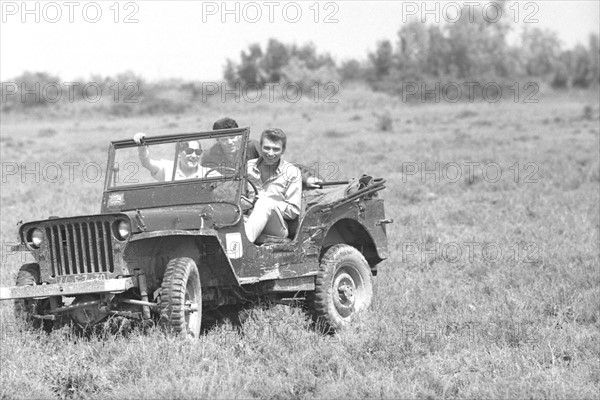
[1,128,391,336]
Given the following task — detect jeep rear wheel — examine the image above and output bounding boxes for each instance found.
[159,258,202,338]
[309,245,373,331]
[14,263,51,330]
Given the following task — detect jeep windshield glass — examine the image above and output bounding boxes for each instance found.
[108,133,245,188]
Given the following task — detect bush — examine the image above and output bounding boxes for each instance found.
[281,57,340,91]
[374,111,393,132]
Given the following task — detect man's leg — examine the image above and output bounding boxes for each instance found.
[245,197,288,243]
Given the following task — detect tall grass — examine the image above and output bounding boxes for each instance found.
[1,86,599,399]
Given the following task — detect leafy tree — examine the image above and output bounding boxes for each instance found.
[589,33,600,85]
[368,40,394,80]
[223,41,338,87]
[552,33,599,88]
[520,27,562,77]
[338,59,364,82]
[424,25,451,78]
[282,56,340,90]
[444,1,511,80]
[260,39,290,82]
[3,71,61,109]
[552,50,572,88]
[237,43,264,85]
[291,42,335,70]
[397,20,429,78]
[223,60,237,87]
[571,44,593,88]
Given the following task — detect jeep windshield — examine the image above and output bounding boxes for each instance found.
[107,129,248,188]
[103,129,250,211]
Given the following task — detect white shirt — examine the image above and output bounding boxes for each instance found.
[152,159,213,181]
[247,157,302,219]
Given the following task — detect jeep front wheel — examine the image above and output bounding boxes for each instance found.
[14,263,51,330]
[159,257,202,338]
[310,245,373,331]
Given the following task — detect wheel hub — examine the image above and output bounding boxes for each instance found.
[184,300,199,313]
[338,283,354,302]
[334,271,357,316]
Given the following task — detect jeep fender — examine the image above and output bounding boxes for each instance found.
[321,218,385,270]
[314,198,389,271]
[126,229,239,292]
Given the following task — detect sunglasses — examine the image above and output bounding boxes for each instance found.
[183,148,202,155]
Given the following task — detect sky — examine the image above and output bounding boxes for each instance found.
[1,0,599,81]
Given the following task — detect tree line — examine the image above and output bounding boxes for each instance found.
[224,3,599,94]
[2,2,598,113]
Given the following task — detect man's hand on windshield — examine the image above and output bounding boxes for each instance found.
[133,132,146,145]
[305,176,323,188]
[133,132,151,162]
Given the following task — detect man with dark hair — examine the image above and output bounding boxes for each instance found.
[201,117,260,169]
[212,117,239,130]
[205,117,322,188]
[245,128,302,243]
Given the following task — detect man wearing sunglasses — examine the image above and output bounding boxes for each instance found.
[133,133,214,181]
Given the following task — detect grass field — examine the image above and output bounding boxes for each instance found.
[1,84,599,399]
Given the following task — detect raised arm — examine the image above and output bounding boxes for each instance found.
[133,132,163,176]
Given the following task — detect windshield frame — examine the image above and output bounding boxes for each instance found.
[104,127,250,192]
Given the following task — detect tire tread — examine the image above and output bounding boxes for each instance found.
[308,244,373,331]
[159,257,201,337]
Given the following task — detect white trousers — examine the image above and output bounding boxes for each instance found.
[245,197,288,243]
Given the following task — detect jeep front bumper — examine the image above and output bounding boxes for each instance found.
[0,277,136,300]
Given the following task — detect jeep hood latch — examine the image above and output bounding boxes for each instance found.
[135,209,148,232]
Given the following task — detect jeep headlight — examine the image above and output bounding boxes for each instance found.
[114,220,131,241]
[28,228,44,249]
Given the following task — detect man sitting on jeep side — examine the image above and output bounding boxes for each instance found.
[133,133,215,181]
[207,117,323,189]
[245,128,302,243]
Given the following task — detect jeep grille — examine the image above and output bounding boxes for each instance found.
[46,221,115,276]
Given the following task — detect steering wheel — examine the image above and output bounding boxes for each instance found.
[204,166,237,178]
[204,167,259,207]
